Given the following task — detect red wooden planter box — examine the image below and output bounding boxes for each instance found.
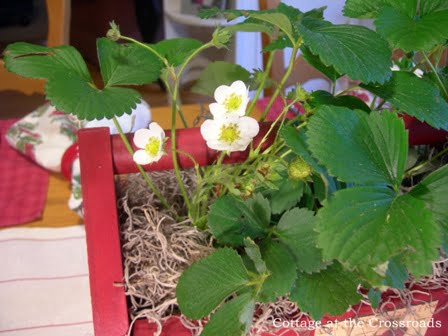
[78,123,448,336]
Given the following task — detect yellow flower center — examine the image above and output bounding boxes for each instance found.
[144,136,161,157]
[219,123,240,144]
[224,93,243,112]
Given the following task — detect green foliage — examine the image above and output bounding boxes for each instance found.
[317,186,440,277]
[301,46,342,82]
[97,38,162,86]
[3,40,165,120]
[3,42,91,81]
[244,238,267,274]
[176,248,250,319]
[290,263,363,320]
[275,208,326,273]
[201,293,255,336]
[298,18,392,83]
[153,38,203,66]
[191,61,251,97]
[267,178,304,214]
[207,195,269,246]
[46,75,141,120]
[258,242,297,302]
[307,106,408,187]
[309,90,371,112]
[375,6,448,52]
[362,72,448,130]
[343,0,386,18]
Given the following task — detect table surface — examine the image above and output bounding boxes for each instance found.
[14,104,207,228]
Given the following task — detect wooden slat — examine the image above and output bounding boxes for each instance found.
[78,127,129,336]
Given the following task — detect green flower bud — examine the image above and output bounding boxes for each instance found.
[288,157,312,180]
[212,27,232,49]
[107,21,121,41]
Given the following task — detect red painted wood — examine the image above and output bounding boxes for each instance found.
[111,123,276,174]
[78,128,129,336]
[403,115,448,146]
[79,124,448,336]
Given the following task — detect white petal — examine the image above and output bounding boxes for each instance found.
[200,119,219,142]
[230,80,247,94]
[414,69,424,78]
[133,128,152,148]
[133,150,152,165]
[390,64,400,71]
[238,117,260,138]
[148,122,165,138]
[231,139,251,151]
[214,85,231,103]
[207,140,229,151]
[209,103,227,120]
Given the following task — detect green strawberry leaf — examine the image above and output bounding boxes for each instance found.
[309,90,371,112]
[45,73,141,120]
[97,38,162,86]
[201,293,255,336]
[244,238,267,274]
[299,18,392,83]
[411,164,448,252]
[343,0,387,18]
[307,106,408,187]
[3,42,91,81]
[153,38,203,66]
[301,46,342,82]
[280,125,324,174]
[267,178,304,214]
[207,195,269,247]
[176,248,250,319]
[257,241,297,302]
[191,61,251,97]
[290,262,362,320]
[384,257,408,289]
[362,71,448,130]
[317,186,440,277]
[368,288,382,309]
[375,6,448,52]
[275,208,326,273]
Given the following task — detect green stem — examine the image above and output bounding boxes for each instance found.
[246,50,275,117]
[119,35,168,67]
[335,85,360,97]
[260,44,300,122]
[112,117,170,209]
[405,145,448,177]
[422,51,448,99]
[167,41,214,217]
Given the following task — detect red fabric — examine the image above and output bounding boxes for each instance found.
[0,119,49,227]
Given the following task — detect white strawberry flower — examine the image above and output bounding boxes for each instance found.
[209,80,249,119]
[133,122,165,165]
[200,116,259,152]
[391,64,423,78]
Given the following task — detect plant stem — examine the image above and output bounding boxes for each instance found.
[119,35,168,67]
[422,51,448,99]
[260,44,300,122]
[246,50,275,117]
[335,85,360,96]
[405,145,448,177]
[112,117,170,209]
[167,41,214,217]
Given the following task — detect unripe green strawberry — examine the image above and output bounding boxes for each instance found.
[288,157,312,180]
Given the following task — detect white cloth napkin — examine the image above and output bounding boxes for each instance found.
[0,226,94,336]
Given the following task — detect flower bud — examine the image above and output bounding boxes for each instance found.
[107,21,121,41]
[212,27,232,49]
[288,157,312,180]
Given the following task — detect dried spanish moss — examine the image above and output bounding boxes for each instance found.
[117,171,213,336]
[118,171,448,336]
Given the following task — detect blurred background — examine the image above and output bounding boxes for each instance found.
[0,0,366,119]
